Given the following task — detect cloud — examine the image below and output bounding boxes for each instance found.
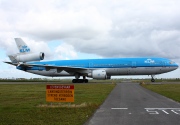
[0,68,45,78]
[20,38,53,60]
[55,43,78,60]
[16,5,112,40]
[0,36,53,60]
[0,0,180,61]
[0,0,180,78]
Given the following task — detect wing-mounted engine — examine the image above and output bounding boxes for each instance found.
[9,52,45,63]
[88,69,108,80]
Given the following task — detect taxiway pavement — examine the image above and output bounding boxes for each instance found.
[85,83,180,125]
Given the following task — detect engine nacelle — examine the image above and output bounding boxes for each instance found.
[88,70,107,80]
[13,52,44,63]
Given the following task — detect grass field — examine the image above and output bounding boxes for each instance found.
[0,83,115,125]
[0,79,121,84]
[141,84,180,102]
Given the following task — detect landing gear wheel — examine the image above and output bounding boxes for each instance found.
[72,79,76,83]
[151,79,155,82]
[78,79,83,83]
[83,76,88,83]
[72,79,88,83]
[151,75,155,82]
[84,79,88,83]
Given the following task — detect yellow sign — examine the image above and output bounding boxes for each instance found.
[46,85,74,102]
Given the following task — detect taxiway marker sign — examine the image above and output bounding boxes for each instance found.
[46,85,74,102]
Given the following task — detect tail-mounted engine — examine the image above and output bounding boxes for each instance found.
[9,52,45,63]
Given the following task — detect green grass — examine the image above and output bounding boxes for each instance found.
[0,79,121,84]
[141,84,180,102]
[0,83,115,125]
[134,78,180,83]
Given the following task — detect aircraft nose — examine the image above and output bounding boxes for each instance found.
[169,60,179,70]
[175,63,179,69]
[172,61,179,70]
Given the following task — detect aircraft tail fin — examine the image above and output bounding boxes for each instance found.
[6,38,44,63]
[15,38,31,53]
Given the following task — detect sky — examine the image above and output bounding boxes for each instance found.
[0,0,180,79]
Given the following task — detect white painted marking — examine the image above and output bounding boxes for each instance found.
[145,108,180,115]
[146,109,159,114]
[171,110,179,115]
[161,109,169,114]
[145,108,180,109]
[111,108,128,110]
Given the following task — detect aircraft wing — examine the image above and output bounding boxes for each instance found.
[25,63,87,69]
[20,63,89,73]
[4,62,89,74]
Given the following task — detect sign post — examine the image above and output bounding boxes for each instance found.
[46,85,74,102]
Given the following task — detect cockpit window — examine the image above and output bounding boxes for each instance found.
[170,61,175,64]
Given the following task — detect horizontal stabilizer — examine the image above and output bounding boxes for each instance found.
[3,61,33,68]
[8,55,17,63]
[3,61,17,66]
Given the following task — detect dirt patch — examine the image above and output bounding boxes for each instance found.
[37,102,89,108]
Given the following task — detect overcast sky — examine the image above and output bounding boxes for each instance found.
[0,0,180,79]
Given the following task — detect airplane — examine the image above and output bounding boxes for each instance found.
[4,38,179,83]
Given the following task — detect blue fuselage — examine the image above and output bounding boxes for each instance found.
[17,57,178,78]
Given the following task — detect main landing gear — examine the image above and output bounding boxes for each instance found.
[151,75,155,82]
[72,74,88,83]
[72,79,88,83]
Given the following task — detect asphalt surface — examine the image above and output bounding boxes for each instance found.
[85,83,180,125]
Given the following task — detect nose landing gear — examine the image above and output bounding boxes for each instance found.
[151,75,155,82]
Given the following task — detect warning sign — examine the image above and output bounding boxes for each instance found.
[46,85,74,102]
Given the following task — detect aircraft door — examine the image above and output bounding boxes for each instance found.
[132,62,136,68]
[89,62,93,68]
[162,61,167,67]
[131,62,137,74]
